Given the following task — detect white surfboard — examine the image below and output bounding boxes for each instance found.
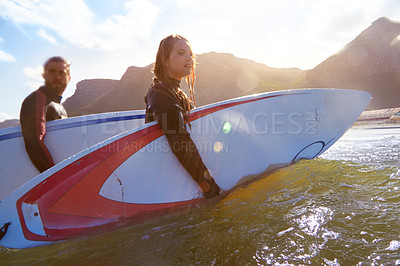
[0,110,145,202]
[0,88,371,249]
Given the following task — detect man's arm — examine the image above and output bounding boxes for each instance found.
[20,91,55,173]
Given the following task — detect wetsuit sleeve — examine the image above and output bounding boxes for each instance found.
[162,109,209,184]
[20,92,55,173]
[148,91,208,184]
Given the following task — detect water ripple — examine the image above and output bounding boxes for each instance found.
[2,128,400,265]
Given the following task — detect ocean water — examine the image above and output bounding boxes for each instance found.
[1,127,400,265]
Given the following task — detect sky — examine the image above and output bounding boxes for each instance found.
[1,0,400,122]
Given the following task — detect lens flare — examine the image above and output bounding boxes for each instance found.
[222,121,232,134]
[213,142,223,153]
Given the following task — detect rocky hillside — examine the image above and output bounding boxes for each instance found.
[307,17,400,109]
[64,17,400,116]
[2,16,399,128]
[0,119,19,129]
[63,53,306,116]
[63,79,119,116]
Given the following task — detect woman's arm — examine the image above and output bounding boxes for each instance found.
[148,91,220,198]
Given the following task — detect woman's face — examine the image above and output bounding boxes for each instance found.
[166,39,194,81]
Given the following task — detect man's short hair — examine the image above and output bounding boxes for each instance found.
[43,56,71,75]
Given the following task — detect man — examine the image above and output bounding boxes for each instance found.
[20,56,71,173]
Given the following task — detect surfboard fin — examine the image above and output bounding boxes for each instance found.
[0,222,11,240]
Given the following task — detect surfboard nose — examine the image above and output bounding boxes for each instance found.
[353,90,372,109]
[322,89,371,127]
[345,90,372,123]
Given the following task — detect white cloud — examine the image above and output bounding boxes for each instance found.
[23,65,43,91]
[172,0,203,10]
[0,113,13,122]
[37,29,59,45]
[24,65,43,79]
[93,0,160,50]
[23,80,43,91]
[0,34,15,62]
[0,0,399,70]
[286,0,400,68]
[0,50,16,62]
[300,0,400,46]
[0,0,160,51]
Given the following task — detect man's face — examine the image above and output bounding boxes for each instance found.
[42,61,71,96]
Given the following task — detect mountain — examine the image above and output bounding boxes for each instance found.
[307,17,400,109]
[63,79,119,116]
[0,119,19,129]
[2,17,399,129]
[63,53,306,116]
[65,17,400,116]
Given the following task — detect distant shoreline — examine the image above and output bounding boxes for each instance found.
[357,107,400,124]
[353,120,400,129]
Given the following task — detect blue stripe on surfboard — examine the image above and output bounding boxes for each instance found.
[0,90,311,142]
[46,114,146,131]
[0,114,146,141]
[0,131,22,141]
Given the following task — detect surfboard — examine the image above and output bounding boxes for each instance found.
[0,110,145,202]
[0,88,371,249]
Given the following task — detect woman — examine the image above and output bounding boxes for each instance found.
[145,34,221,199]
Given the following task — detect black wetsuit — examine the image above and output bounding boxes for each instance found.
[20,86,67,173]
[145,79,220,199]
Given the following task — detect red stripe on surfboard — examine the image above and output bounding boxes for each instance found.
[189,94,285,121]
[17,92,292,241]
[17,125,167,241]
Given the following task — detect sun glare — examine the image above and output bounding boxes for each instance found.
[390,34,400,46]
